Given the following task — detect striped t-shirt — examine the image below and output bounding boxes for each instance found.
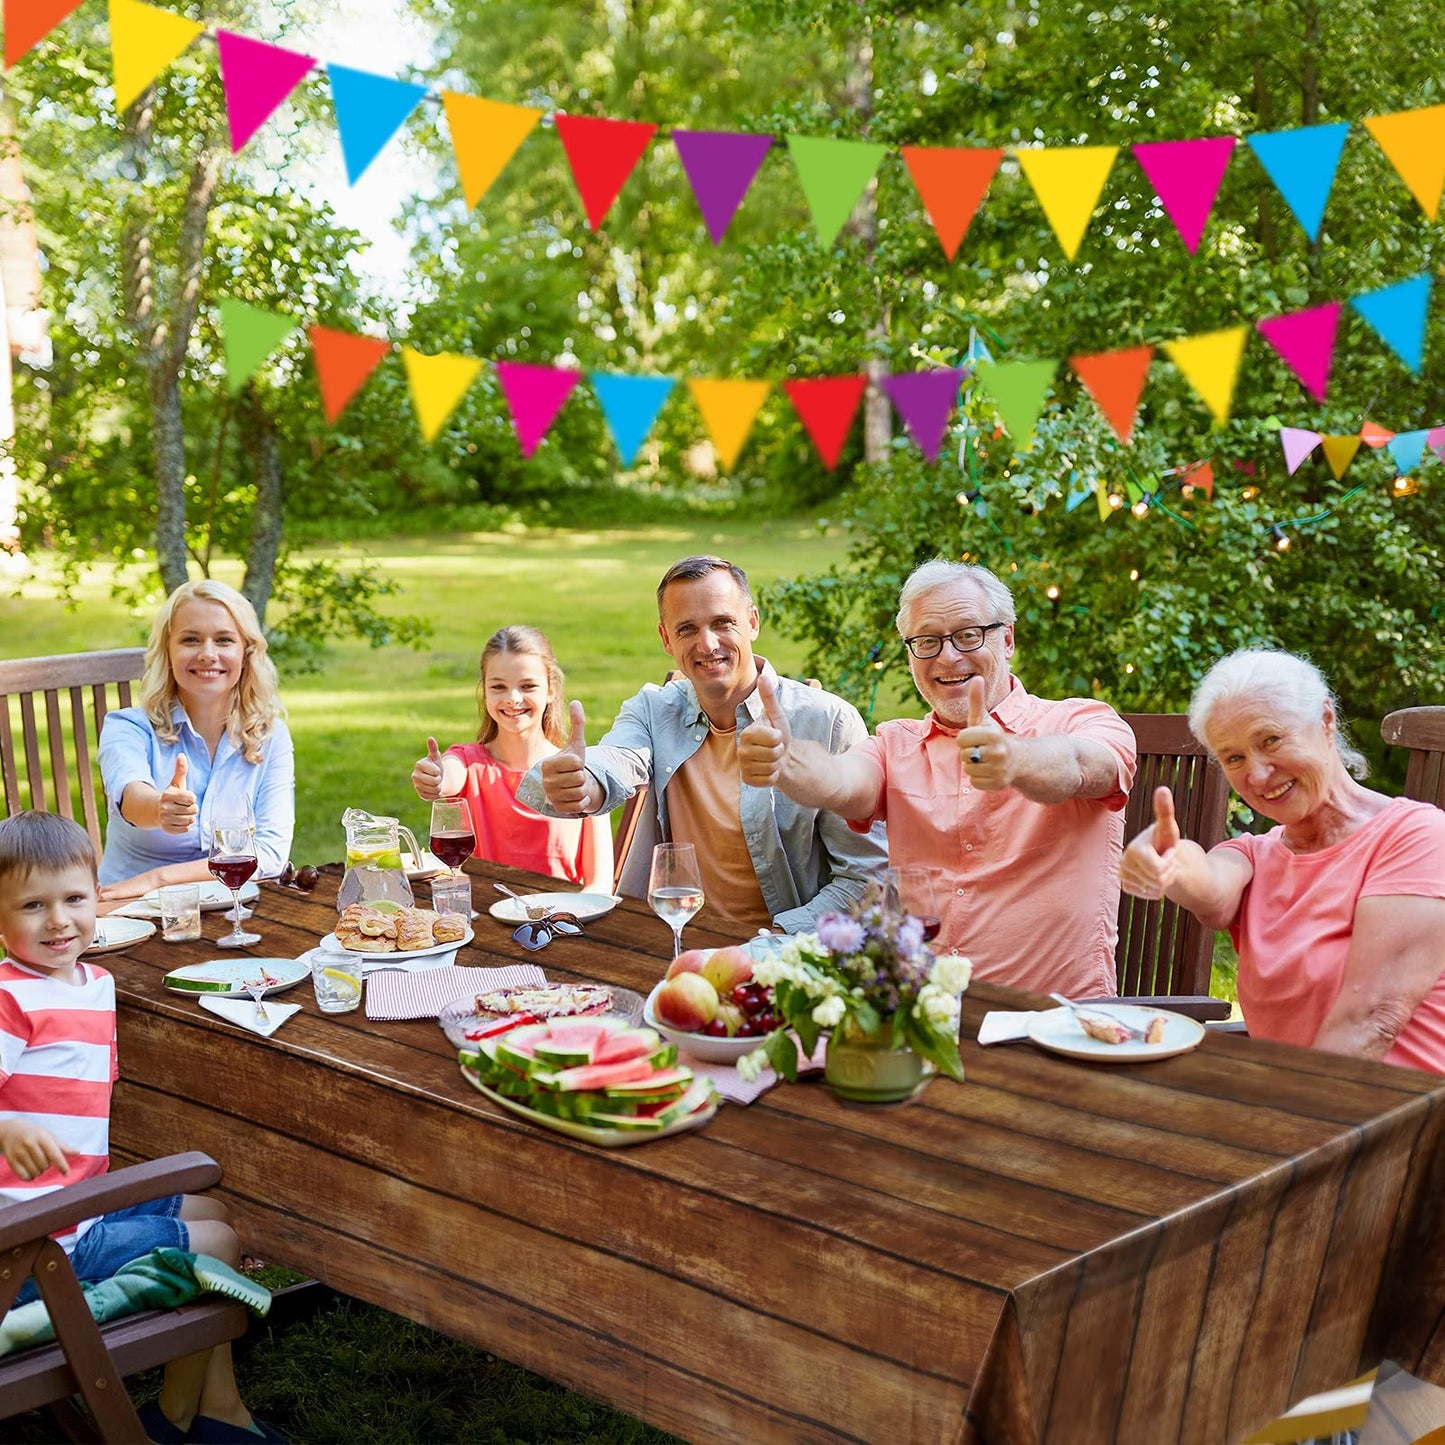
[0,959,118,1250]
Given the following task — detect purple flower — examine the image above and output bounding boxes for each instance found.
[818,915,866,955]
[897,916,924,958]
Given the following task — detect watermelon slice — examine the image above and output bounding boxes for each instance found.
[542,1056,660,1092]
[637,1079,717,1127]
[602,1066,693,1101]
[591,1027,663,1064]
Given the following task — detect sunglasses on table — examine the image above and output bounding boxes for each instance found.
[512,913,584,951]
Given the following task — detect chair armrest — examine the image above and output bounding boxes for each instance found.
[0,1152,220,1253]
[1086,994,1233,1023]
[1205,1019,1250,1034]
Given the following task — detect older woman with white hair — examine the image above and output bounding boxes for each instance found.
[1121,649,1445,1071]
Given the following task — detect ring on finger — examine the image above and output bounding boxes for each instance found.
[969,747,983,765]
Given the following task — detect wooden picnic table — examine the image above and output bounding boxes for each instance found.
[103,860,1445,1444]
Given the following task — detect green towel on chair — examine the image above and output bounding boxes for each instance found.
[0,1247,271,1356]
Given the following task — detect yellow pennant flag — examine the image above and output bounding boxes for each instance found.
[1162,327,1248,424]
[1015,145,1118,261]
[688,379,771,472]
[1320,433,1362,480]
[401,348,483,444]
[108,0,204,111]
[1095,486,1115,524]
[1363,105,1445,219]
[441,93,542,210]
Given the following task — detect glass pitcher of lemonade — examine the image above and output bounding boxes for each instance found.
[338,808,422,911]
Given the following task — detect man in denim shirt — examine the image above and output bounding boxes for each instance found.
[518,556,886,935]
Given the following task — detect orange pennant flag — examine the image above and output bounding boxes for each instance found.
[1162,327,1248,425]
[1363,105,1445,219]
[1320,434,1361,479]
[401,348,483,444]
[108,0,204,110]
[1070,345,1154,445]
[441,92,542,210]
[1359,419,1396,448]
[898,146,1002,261]
[1015,145,1118,260]
[309,327,390,423]
[5,0,84,66]
[688,379,771,472]
[1179,459,1214,499]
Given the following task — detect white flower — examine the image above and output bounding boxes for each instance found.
[917,983,960,1027]
[736,1047,766,1083]
[931,953,974,995]
[812,995,846,1027]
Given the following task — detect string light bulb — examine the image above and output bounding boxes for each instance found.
[1046,584,1061,601]
[956,487,982,507]
[1270,524,1291,552]
[1107,491,1125,510]
[1124,663,1135,675]
[1392,475,1420,497]
[1241,486,1260,501]
[1128,568,1140,581]
[1131,498,1150,518]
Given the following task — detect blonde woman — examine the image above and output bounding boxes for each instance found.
[97,580,294,900]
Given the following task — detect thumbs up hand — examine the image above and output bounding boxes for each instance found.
[1120,787,1184,900]
[738,670,792,788]
[411,737,447,801]
[157,755,198,834]
[956,678,1012,791]
[541,701,597,813]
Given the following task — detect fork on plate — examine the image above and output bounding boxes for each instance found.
[1049,992,1150,1042]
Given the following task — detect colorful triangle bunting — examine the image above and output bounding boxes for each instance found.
[785,135,889,248]
[5,0,85,67]
[881,369,966,460]
[496,361,580,458]
[216,31,316,155]
[1162,327,1247,424]
[1280,428,1322,474]
[1015,145,1118,261]
[108,0,204,111]
[783,376,867,470]
[218,300,299,395]
[589,373,675,466]
[554,114,658,229]
[309,326,389,423]
[1387,429,1429,476]
[401,348,483,444]
[974,360,1055,450]
[1351,274,1432,374]
[1131,136,1235,254]
[688,379,770,471]
[1359,419,1397,448]
[441,93,541,210]
[1363,106,1445,219]
[898,146,1002,261]
[327,64,429,184]
[1245,123,1350,241]
[672,130,774,245]
[1256,302,1341,402]
[1070,346,1154,445]
[1320,434,1361,480]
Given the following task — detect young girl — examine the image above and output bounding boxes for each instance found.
[410,626,611,890]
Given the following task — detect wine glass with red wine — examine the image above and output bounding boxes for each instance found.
[429,798,476,879]
[210,816,261,949]
[884,865,944,944]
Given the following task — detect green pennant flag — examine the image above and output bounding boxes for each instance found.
[975,359,1057,449]
[786,135,889,247]
[219,299,301,395]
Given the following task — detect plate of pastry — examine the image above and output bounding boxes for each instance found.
[326,902,473,958]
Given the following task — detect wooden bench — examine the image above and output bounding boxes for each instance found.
[0,649,145,855]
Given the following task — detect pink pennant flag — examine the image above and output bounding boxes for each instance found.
[495,361,580,457]
[216,31,317,154]
[1429,425,1445,459]
[1131,136,1236,254]
[1256,302,1342,402]
[1280,427,1322,475]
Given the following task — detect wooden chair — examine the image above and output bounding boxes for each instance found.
[612,785,650,895]
[1114,713,1231,1009]
[0,1151,250,1443]
[1381,706,1445,809]
[0,649,145,855]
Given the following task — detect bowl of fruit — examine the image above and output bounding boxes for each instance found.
[643,945,787,1064]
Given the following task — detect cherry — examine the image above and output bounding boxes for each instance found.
[736,1018,762,1037]
[701,1018,730,1037]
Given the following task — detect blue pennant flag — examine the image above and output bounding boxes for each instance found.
[1352,273,1432,374]
[328,65,429,184]
[1387,429,1429,476]
[590,373,676,465]
[1245,123,1351,240]
[1064,469,1092,512]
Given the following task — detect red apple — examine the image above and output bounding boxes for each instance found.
[655,973,719,1032]
[702,945,753,998]
[665,948,712,981]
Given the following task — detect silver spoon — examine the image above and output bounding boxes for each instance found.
[493,882,552,921]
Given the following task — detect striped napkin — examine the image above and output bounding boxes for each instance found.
[364,963,547,1021]
[686,1037,827,1105]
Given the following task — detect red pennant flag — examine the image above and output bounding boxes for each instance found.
[1359,419,1396,448]
[1180,458,1214,498]
[5,0,85,65]
[1069,346,1154,445]
[310,326,389,423]
[783,376,868,470]
[553,114,658,229]
[898,146,1003,261]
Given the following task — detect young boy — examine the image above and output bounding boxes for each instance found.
[0,811,282,1444]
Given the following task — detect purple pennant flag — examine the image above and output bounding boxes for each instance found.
[672,130,775,244]
[495,362,581,458]
[881,368,967,460]
[1280,427,1323,475]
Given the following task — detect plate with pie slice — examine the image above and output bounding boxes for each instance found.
[487,892,621,925]
[1025,1005,1205,1064]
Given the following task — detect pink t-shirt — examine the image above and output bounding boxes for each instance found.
[447,743,590,885]
[1218,798,1445,1072]
[846,679,1136,996]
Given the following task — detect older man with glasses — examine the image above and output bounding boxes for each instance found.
[738,558,1137,996]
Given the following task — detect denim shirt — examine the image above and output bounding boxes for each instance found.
[97,706,295,885]
[517,659,887,933]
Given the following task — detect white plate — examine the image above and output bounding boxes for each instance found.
[127,880,260,918]
[320,925,474,961]
[459,1061,717,1147]
[163,957,310,997]
[1025,1005,1206,1064]
[487,892,621,925]
[84,917,157,954]
[402,850,447,881]
[643,981,785,1065]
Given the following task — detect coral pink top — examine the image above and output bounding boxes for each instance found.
[446,742,590,885]
[1218,798,1445,1073]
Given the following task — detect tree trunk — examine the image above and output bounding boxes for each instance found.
[241,386,283,624]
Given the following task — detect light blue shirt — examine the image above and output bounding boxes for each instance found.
[518,658,887,933]
[97,706,295,885]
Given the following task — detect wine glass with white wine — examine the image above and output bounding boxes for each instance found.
[647,842,704,960]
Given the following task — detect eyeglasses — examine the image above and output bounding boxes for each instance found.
[512,913,583,951]
[902,622,1007,659]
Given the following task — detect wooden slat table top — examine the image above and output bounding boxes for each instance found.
[102,861,1445,1445]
